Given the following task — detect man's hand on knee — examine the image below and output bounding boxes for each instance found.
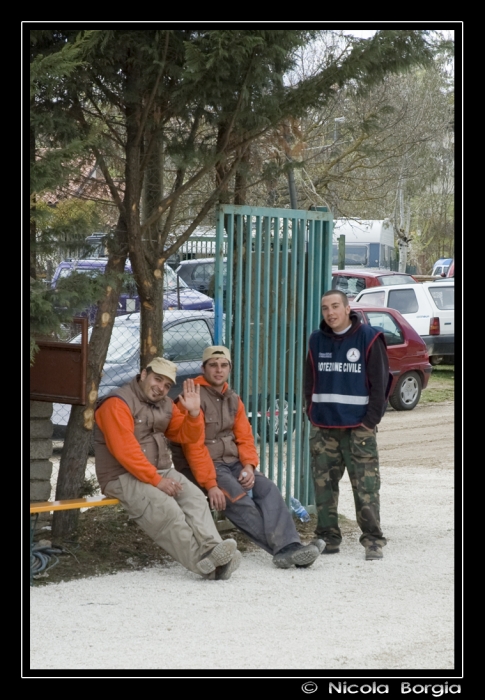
[208,486,226,511]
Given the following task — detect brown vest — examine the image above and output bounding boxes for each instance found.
[94,376,174,492]
[171,384,240,471]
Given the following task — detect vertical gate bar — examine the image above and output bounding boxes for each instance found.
[251,216,263,445]
[233,214,244,396]
[267,216,280,481]
[242,215,253,409]
[307,217,325,507]
[259,216,272,474]
[313,219,324,328]
[293,214,307,501]
[215,207,225,345]
[323,217,333,294]
[302,220,315,506]
[277,217,289,492]
[225,212,234,352]
[285,217,298,505]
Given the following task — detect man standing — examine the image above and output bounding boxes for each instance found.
[305,290,392,561]
[172,346,320,569]
[94,357,240,580]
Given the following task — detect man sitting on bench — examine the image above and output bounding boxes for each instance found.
[171,346,320,569]
[94,357,241,581]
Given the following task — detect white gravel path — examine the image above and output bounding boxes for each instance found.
[29,404,457,674]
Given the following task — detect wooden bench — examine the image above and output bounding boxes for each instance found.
[30,496,119,585]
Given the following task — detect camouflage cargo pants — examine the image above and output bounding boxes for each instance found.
[309,425,386,548]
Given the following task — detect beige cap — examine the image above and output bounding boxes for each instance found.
[202,345,232,364]
[146,357,177,384]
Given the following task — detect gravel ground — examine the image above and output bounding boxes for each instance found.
[28,403,458,676]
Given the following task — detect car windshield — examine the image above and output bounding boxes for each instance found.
[332,245,368,266]
[164,264,188,290]
[332,275,366,296]
[105,325,141,363]
[379,275,417,286]
[57,263,188,291]
[356,290,385,306]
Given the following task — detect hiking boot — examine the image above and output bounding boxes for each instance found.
[310,538,340,554]
[196,539,238,575]
[365,543,383,561]
[273,543,320,569]
[322,543,340,555]
[216,550,243,580]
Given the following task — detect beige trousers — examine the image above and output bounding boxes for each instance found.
[104,468,222,575]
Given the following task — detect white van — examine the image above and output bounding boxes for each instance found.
[354,280,454,365]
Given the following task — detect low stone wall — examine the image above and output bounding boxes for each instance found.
[30,401,53,502]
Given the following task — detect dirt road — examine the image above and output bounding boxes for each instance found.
[31,401,457,674]
[377,401,455,470]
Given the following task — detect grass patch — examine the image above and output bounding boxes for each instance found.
[420,364,454,404]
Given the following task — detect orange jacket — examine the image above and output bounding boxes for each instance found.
[178,376,259,490]
[95,397,203,487]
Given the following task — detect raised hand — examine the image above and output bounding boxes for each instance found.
[177,379,201,417]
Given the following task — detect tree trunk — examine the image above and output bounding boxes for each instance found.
[139,269,165,370]
[52,221,128,541]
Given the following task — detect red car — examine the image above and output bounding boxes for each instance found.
[332,269,418,300]
[350,301,432,411]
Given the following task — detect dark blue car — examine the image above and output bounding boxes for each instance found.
[51,258,214,323]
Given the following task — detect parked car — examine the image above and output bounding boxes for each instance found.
[51,258,214,323]
[353,279,454,365]
[175,257,227,298]
[350,302,432,410]
[431,258,453,277]
[332,269,418,300]
[51,310,290,440]
[446,260,455,278]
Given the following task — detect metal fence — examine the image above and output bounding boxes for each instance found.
[214,204,333,506]
[51,205,334,509]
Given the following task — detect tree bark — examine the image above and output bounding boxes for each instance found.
[52,219,128,541]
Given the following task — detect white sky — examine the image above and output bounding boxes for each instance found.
[341,30,377,39]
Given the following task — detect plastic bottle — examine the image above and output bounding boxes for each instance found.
[290,497,310,522]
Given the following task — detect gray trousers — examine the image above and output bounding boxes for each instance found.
[216,461,301,555]
[104,468,223,575]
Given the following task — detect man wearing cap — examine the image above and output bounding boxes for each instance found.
[171,346,320,569]
[94,357,241,580]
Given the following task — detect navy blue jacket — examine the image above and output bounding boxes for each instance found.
[305,312,391,429]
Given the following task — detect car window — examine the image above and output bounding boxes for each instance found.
[357,290,385,306]
[388,289,418,314]
[105,325,140,364]
[164,264,188,290]
[332,275,366,296]
[58,267,101,280]
[364,312,404,346]
[332,245,368,266]
[428,287,454,310]
[192,263,215,283]
[379,274,417,286]
[163,319,213,361]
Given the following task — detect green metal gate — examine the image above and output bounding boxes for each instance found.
[213,204,333,509]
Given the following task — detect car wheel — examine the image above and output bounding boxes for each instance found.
[256,397,295,442]
[273,398,290,441]
[430,355,444,366]
[389,371,422,411]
